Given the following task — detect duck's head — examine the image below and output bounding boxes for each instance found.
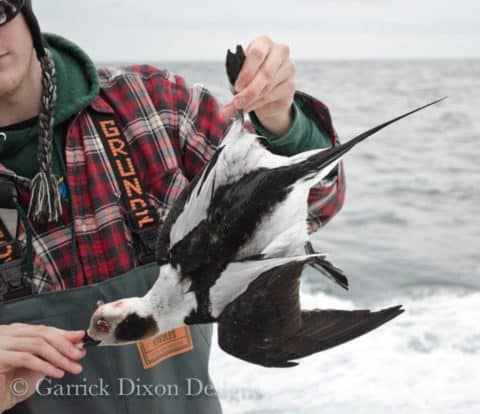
[84,263,197,346]
[85,297,159,346]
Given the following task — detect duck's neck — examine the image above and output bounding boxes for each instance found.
[145,263,198,333]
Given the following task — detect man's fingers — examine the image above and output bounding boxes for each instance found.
[2,337,83,375]
[241,61,295,113]
[3,324,86,361]
[219,102,237,120]
[1,350,64,379]
[40,333,86,363]
[234,35,273,91]
[234,45,293,111]
[63,330,87,348]
[260,57,295,97]
[253,99,294,122]
[244,78,296,115]
[64,330,86,341]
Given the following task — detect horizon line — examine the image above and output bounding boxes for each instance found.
[94,56,480,65]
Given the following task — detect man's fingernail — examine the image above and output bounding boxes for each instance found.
[71,363,83,373]
[220,103,233,118]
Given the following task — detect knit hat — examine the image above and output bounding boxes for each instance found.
[22,0,61,223]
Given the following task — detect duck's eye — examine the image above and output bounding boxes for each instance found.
[95,318,110,333]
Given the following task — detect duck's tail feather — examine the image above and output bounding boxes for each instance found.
[297,97,446,182]
[272,305,405,367]
[304,241,349,290]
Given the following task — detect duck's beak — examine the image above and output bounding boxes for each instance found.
[82,330,101,347]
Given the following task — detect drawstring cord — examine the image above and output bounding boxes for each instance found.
[10,126,78,290]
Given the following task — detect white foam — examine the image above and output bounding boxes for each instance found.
[209,289,480,413]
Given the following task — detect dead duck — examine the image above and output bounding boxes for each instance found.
[83,46,444,367]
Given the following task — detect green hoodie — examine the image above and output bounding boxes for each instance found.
[0,34,331,180]
[0,33,100,179]
[250,97,333,155]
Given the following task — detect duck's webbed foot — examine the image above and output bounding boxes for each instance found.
[226,45,247,126]
[184,290,217,325]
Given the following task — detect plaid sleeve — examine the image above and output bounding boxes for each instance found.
[294,91,346,234]
[170,74,231,181]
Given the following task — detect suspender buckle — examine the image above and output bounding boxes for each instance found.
[133,227,158,265]
[0,177,33,301]
[125,207,159,265]
[0,257,34,302]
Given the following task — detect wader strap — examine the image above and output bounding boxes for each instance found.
[0,176,17,209]
[0,217,22,264]
[90,112,159,264]
[0,178,33,301]
[0,177,22,264]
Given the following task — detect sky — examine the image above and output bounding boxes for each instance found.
[35,0,480,61]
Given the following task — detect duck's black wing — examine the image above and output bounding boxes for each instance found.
[217,259,404,367]
[156,171,201,264]
[217,259,306,366]
[156,143,228,264]
[157,44,249,264]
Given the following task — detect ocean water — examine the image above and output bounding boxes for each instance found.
[150,59,480,413]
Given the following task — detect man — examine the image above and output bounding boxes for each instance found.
[0,1,345,412]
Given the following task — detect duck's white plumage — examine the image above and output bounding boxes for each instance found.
[169,120,340,259]
[208,253,326,318]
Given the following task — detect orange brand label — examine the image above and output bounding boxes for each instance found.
[99,120,120,138]
[95,115,158,231]
[136,326,193,369]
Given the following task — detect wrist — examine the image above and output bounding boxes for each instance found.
[253,105,295,138]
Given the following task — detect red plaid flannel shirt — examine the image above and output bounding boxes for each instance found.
[0,65,346,293]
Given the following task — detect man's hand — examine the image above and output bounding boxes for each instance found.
[0,324,86,412]
[221,35,297,137]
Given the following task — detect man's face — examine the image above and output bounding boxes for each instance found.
[0,12,35,98]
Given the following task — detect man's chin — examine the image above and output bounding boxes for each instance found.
[0,58,37,102]
[0,62,22,86]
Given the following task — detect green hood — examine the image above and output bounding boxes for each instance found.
[45,33,100,125]
[0,33,100,178]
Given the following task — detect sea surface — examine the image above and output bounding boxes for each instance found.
[139,59,479,414]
